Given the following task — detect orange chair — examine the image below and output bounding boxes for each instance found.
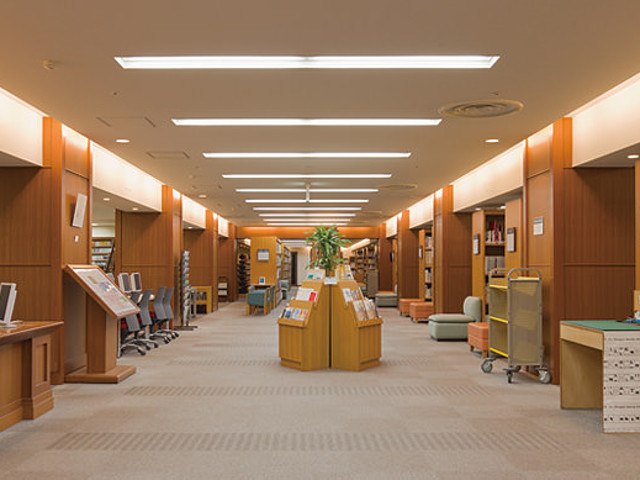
[467,322,489,357]
[398,298,422,316]
[409,302,434,323]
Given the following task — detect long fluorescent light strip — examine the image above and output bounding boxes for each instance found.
[259,213,356,217]
[224,174,391,179]
[253,207,361,211]
[266,223,348,226]
[115,55,499,69]
[264,218,351,222]
[236,188,378,193]
[245,199,368,203]
[204,152,410,159]
[175,118,440,126]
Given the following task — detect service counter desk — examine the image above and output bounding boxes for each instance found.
[0,321,62,432]
[561,320,640,433]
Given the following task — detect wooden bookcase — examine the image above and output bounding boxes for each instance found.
[418,228,434,301]
[91,237,114,271]
[472,209,505,318]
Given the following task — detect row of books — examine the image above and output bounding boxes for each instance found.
[424,269,432,283]
[425,286,432,300]
[280,307,309,321]
[424,251,433,264]
[424,235,433,249]
[486,220,505,243]
[341,287,379,321]
[485,255,505,274]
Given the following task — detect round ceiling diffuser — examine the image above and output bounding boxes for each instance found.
[438,99,524,119]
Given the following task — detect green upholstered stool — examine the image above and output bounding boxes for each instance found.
[427,296,482,340]
[375,291,397,307]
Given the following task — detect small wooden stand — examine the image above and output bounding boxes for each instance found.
[331,280,383,371]
[63,265,139,384]
[278,280,330,371]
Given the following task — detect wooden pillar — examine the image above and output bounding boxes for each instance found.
[524,118,634,384]
[636,160,640,290]
[115,185,182,323]
[218,223,237,302]
[433,185,472,313]
[397,209,419,298]
[378,224,392,291]
[183,210,218,313]
[0,117,91,385]
[504,198,524,271]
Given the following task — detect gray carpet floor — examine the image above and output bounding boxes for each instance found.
[1,301,640,479]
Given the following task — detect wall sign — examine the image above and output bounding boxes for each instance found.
[418,246,423,259]
[257,249,270,261]
[506,227,516,253]
[472,234,480,255]
[533,217,544,236]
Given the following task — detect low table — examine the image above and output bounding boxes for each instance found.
[0,321,62,432]
[561,320,640,433]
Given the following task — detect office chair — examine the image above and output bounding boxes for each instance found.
[119,314,147,356]
[151,286,175,342]
[159,287,179,339]
[136,289,160,348]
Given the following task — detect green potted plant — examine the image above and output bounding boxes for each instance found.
[305,225,350,275]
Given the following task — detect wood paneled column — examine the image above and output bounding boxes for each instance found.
[218,223,237,302]
[378,224,392,292]
[524,118,634,384]
[183,210,219,313]
[115,185,183,322]
[0,118,91,385]
[397,209,419,298]
[433,185,472,313]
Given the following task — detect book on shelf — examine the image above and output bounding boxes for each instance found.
[485,255,505,274]
[485,219,505,243]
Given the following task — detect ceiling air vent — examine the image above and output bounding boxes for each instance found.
[146,151,190,160]
[438,99,523,119]
[377,184,417,191]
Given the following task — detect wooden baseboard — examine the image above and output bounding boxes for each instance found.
[0,399,24,432]
[22,390,54,419]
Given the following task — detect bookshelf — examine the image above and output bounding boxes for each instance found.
[349,241,379,296]
[237,241,250,295]
[471,210,505,317]
[281,245,292,284]
[418,228,433,301]
[91,237,115,272]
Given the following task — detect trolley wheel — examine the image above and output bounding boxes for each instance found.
[513,365,521,373]
[145,344,152,351]
[507,371,513,383]
[539,370,551,384]
[153,343,159,348]
[138,349,146,356]
[481,359,493,373]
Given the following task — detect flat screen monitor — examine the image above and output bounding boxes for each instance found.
[131,273,142,292]
[118,273,132,293]
[0,283,18,326]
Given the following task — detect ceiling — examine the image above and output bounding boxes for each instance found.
[1,1,639,226]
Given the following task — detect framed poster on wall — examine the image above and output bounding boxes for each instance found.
[257,249,270,261]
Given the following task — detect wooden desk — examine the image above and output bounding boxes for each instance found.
[0,321,62,432]
[561,320,640,433]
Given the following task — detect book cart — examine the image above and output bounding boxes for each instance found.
[331,278,383,371]
[481,268,550,384]
[277,277,330,371]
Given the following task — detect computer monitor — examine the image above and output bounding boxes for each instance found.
[0,283,18,327]
[131,272,142,293]
[118,273,132,293]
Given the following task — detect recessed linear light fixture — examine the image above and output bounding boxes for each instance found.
[267,222,348,227]
[115,138,131,144]
[245,199,368,204]
[198,194,207,198]
[103,197,111,202]
[485,138,500,144]
[259,213,356,217]
[115,55,500,70]
[175,118,440,127]
[236,188,378,193]
[264,218,351,223]
[628,154,639,159]
[224,174,391,179]
[253,207,361,211]
[204,152,410,159]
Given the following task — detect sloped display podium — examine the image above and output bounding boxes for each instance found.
[331,279,383,371]
[277,280,330,371]
[63,265,139,383]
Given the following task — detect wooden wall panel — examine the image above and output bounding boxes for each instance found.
[636,161,640,289]
[218,225,237,302]
[526,172,553,267]
[62,171,91,265]
[504,198,523,271]
[471,211,484,300]
[184,229,210,286]
[378,224,392,291]
[250,236,278,285]
[397,210,419,298]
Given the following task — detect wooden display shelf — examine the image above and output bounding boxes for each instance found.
[331,279,383,371]
[278,280,329,371]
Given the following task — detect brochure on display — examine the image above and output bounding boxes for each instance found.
[280,306,309,322]
[305,268,326,281]
[295,288,318,303]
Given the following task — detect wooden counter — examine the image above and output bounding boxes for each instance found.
[0,321,62,432]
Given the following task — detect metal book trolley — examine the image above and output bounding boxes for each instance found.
[481,268,550,384]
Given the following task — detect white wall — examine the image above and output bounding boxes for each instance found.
[182,196,207,229]
[218,216,229,237]
[572,72,640,166]
[92,225,115,237]
[385,215,398,237]
[289,246,311,286]
[452,142,525,212]
[92,142,163,211]
[0,87,43,166]
[409,194,434,228]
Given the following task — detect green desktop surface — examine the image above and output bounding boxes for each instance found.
[563,320,640,331]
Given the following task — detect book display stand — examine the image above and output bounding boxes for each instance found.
[278,279,330,371]
[63,265,139,383]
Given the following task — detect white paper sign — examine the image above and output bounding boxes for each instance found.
[603,331,640,433]
[507,228,516,253]
[533,217,544,236]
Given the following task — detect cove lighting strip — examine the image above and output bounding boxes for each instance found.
[204,152,410,159]
[115,55,500,70]
[224,174,390,179]
[266,223,348,226]
[236,188,378,193]
[253,207,361,211]
[245,199,368,203]
[175,118,440,126]
[259,213,355,217]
